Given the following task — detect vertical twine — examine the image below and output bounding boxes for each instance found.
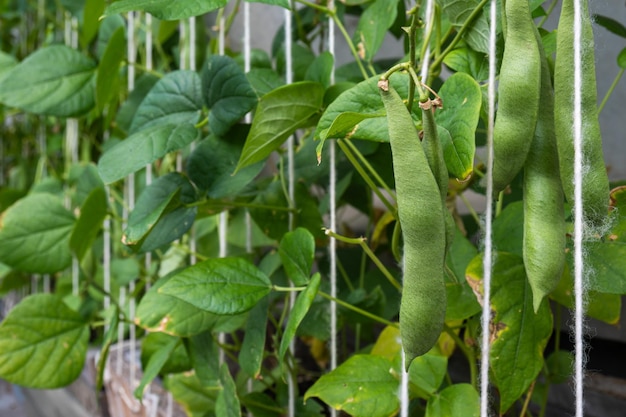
[188,15,198,265]
[480,1,498,416]
[327,2,338,417]
[419,0,435,81]
[572,0,585,415]
[145,12,154,288]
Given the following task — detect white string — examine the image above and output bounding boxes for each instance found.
[145,13,153,287]
[400,351,409,417]
[327,2,338,417]
[188,16,198,265]
[419,0,435,81]
[116,286,126,376]
[572,0,585,415]
[480,1,498,416]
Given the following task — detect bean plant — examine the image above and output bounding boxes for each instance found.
[0,1,625,416]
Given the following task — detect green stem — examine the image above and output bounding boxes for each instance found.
[343,139,396,203]
[319,291,398,328]
[325,228,402,291]
[337,257,356,292]
[537,0,559,28]
[407,10,420,110]
[519,380,535,417]
[273,285,308,292]
[337,139,397,218]
[194,117,209,129]
[129,62,163,78]
[429,0,490,72]
[598,68,624,114]
[443,324,478,389]
[459,192,482,229]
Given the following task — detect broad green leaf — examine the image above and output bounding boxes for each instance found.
[0,193,75,274]
[130,71,203,133]
[440,0,493,54]
[445,228,481,321]
[96,15,126,60]
[492,201,524,256]
[115,74,160,133]
[0,45,95,117]
[276,44,316,82]
[141,332,191,375]
[81,0,106,48]
[104,0,229,20]
[134,335,179,399]
[583,241,626,294]
[111,258,141,286]
[593,14,626,38]
[70,187,108,261]
[371,325,402,360]
[235,81,324,171]
[216,364,242,417]
[425,384,479,417]
[159,257,272,315]
[443,46,489,81]
[278,273,321,363]
[551,264,621,324]
[314,73,421,156]
[305,52,334,88]
[409,353,448,400]
[434,72,481,180]
[164,372,219,417]
[202,55,258,136]
[187,134,264,199]
[96,26,125,113]
[353,0,399,61]
[466,253,552,413]
[98,123,199,184]
[546,350,573,384]
[245,0,290,8]
[246,68,284,97]
[304,354,399,417]
[241,392,282,417]
[187,331,220,386]
[0,294,89,388]
[279,227,315,286]
[69,162,105,207]
[135,274,221,337]
[0,51,16,83]
[124,173,196,249]
[240,296,269,378]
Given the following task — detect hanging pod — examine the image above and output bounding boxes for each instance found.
[379,79,447,368]
[492,0,542,195]
[554,0,610,227]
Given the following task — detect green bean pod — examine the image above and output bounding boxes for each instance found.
[554,0,610,226]
[379,80,446,368]
[421,102,455,254]
[523,30,566,313]
[492,0,541,194]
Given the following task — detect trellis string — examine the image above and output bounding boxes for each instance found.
[480,0,498,415]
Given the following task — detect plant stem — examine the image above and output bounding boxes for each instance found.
[273,285,308,292]
[598,68,624,114]
[407,10,420,110]
[337,139,398,218]
[342,139,396,203]
[319,291,397,327]
[324,228,402,291]
[429,0,490,72]
[129,62,163,78]
[519,380,535,417]
[537,0,559,28]
[459,192,482,229]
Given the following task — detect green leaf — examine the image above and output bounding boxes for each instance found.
[593,14,626,38]
[245,0,290,8]
[492,201,524,257]
[130,71,203,133]
[70,187,108,261]
[134,335,180,399]
[239,296,269,378]
[96,15,126,60]
[584,241,626,294]
[115,74,160,133]
[0,193,75,274]
[135,274,222,337]
[124,173,196,250]
[159,257,272,315]
[0,294,89,388]
[187,133,264,199]
[216,364,242,417]
[466,253,553,413]
[353,0,400,61]
[425,384,479,417]
[443,47,489,81]
[164,372,219,417]
[98,123,199,184]
[141,332,191,375]
[279,227,315,286]
[0,51,17,83]
[104,0,229,20]
[0,45,95,117]
[202,55,258,136]
[315,73,420,156]
[305,51,334,88]
[409,353,448,400]
[304,354,399,417]
[434,72,482,180]
[235,81,324,171]
[440,0,493,54]
[96,306,119,391]
[81,0,106,48]
[96,26,125,113]
[186,331,220,386]
[246,68,284,97]
[445,228,481,321]
[278,273,321,363]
